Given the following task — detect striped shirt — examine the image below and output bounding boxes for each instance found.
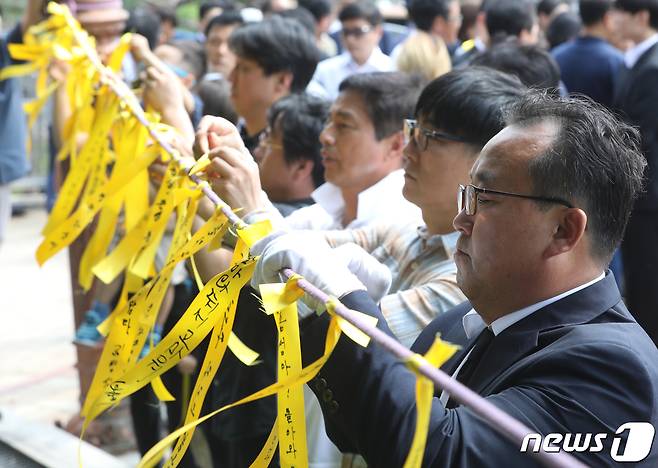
[324,220,465,347]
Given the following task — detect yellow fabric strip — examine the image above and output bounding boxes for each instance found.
[129,165,181,279]
[42,90,117,237]
[164,239,254,467]
[151,376,175,402]
[78,188,119,291]
[249,418,279,468]
[187,154,211,176]
[82,206,229,418]
[272,283,308,467]
[84,257,256,422]
[402,336,459,468]
[227,332,260,366]
[0,61,40,80]
[325,297,379,348]
[237,220,273,248]
[137,315,343,468]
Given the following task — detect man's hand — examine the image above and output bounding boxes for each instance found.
[143,66,184,114]
[207,144,263,214]
[194,116,264,214]
[130,33,152,63]
[251,232,392,313]
[194,115,247,157]
[332,243,391,302]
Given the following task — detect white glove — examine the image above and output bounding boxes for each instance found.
[332,243,391,303]
[251,232,366,312]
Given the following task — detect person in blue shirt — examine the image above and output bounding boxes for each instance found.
[0,1,44,244]
[552,0,624,108]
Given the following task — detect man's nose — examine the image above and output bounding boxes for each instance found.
[453,205,473,235]
[402,140,417,164]
[319,124,334,146]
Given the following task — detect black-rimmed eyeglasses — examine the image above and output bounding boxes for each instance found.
[404,119,470,151]
[458,184,574,216]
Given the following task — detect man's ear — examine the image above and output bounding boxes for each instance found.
[290,158,315,181]
[637,10,651,29]
[374,24,384,40]
[544,208,588,259]
[275,71,294,95]
[385,130,406,161]
[431,15,447,37]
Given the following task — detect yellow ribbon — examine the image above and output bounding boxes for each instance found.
[402,335,460,468]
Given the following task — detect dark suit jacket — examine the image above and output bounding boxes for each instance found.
[300,272,658,467]
[614,42,658,211]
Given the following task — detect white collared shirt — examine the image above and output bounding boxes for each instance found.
[284,169,422,230]
[306,47,394,101]
[439,273,605,406]
[280,169,421,468]
[624,33,658,68]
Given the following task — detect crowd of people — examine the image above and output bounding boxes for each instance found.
[3,0,658,466]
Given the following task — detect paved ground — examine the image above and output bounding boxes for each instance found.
[0,207,140,466]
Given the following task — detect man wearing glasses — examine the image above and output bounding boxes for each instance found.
[254,91,658,466]
[194,71,424,466]
[200,67,524,466]
[307,2,394,100]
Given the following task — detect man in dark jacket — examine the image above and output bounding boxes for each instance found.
[613,0,658,347]
[254,90,658,466]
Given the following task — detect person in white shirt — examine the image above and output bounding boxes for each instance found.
[227,16,321,152]
[196,71,425,235]
[193,71,424,467]
[253,89,658,468]
[203,11,243,81]
[307,2,394,101]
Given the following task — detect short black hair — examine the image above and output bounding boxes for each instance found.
[126,8,161,50]
[537,0,568,15]
[338,72,426,140]
[200,1,235,20]
[471,41,561,91]
[155,6,178,27]
[338,2,383,26]
[298,0,332,22]
[615,0,658,29]
[268,93,330,188]
[276,7,317,35]
[197,79,238,123]
[415,66,525,148]
[505,91,646,263]
[546,12,582,48]
[407,0,452,32]
[204,10,244,37]
[579,0,615,26]
[229,17,321,92]
[485,0,536,40]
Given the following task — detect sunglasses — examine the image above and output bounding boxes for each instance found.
[341,25,373,38]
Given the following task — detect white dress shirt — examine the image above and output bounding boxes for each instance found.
[307,47,394,101]
[281,169,421,468]
[624,33,658,68]
[439,273,605,406]
[285,169,422,230]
